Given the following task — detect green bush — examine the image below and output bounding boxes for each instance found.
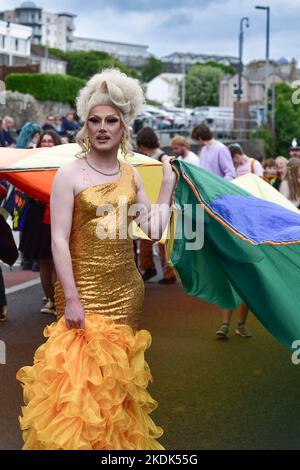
[5,73,85,105]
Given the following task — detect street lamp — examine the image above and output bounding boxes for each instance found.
[237,17,250,103]
[235,17,249,140]
[255,5,270,125]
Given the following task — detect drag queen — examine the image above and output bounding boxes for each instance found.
[17,69,176,450]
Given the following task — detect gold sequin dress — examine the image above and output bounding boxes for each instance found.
[16,160,164,450]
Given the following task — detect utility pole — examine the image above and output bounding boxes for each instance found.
[236,17,249,139]
[256,5,270,125]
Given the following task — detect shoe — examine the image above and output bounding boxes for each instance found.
[216,323,230,339]
[142,269,157,281]
[158,277,177,285]
[21,260,32,270]
[31,261,40,272]
[235,323,252,338]
[41,300,56,316]
[0,305,7,322]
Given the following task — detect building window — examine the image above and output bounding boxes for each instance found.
[0,35,4,49]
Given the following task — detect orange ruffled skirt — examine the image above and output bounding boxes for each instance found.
[16,314,164,450]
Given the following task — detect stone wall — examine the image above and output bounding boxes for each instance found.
[0,91,74,131]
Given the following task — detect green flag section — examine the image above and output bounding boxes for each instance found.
[170,160,300,350]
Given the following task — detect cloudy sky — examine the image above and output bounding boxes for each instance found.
[2,0,300,63]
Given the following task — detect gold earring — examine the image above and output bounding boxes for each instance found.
[120,136,126,155]
[85,135,91,152]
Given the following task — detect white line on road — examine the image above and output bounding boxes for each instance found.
[6,278,41,295]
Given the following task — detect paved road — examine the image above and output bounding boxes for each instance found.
[0,273,300,450]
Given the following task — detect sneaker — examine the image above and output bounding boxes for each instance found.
[0,305,8,322]
[158,276,177,285]
[216,323,230,339]
[235,323,252,338]
[142,269,157,282]
[40,300,56,316]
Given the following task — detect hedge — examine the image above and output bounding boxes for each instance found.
[5,73,86,106]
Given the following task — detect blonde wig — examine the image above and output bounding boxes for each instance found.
[76,68,144,156]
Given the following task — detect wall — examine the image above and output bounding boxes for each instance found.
[0,90,74,131]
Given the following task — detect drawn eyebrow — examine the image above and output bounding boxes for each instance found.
[88,114,119,119]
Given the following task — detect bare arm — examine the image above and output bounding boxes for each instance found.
[50,166,85,329]
[133,160,177,241]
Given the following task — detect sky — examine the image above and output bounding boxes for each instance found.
[2,0,300,64]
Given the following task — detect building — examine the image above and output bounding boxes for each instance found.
[72,37,150,68]
[146,73,184,106]
[0,20,32,66]
[0,2,76,52]
[161,52,239,73]
[30,44,67,74]
[219,59,300,109]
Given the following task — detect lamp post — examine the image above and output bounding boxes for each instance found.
[236,17,249,139]
[255,5,270,126]
[237,17,250,103]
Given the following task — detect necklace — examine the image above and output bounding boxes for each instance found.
[85,157,120,176]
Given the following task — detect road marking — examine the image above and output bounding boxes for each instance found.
[6,278,41,294]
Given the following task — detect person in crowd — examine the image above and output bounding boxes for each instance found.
[289,138,300,159]
[136,126,169,162]
[61,112,79,136]
[273,156,288,190]
[279,157,300,209]
[263,158,277,184]
[15,122,41,149]
[191,124,235,180]
[0,119,7,147]
[15,123,42,271]
[170,135,200,166]
[136,127,176,284]
[53,116,63,135]
[228,143,264,178]
[42,115,57,132]
[0,183,8,322]
[2,116,16,147]
[36,130,63,316]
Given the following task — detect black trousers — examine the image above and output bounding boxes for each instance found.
[0,265,6,306]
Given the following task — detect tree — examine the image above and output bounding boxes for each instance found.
[36,46,140,80]
[273,82,300,157]
[141,57,163,83]
[185,64,225,107]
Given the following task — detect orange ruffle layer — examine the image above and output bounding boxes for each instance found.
[16,314,164,450]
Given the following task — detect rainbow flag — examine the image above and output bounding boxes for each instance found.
[170,160,300,350]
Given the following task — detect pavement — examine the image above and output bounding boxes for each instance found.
[1,265,300,450]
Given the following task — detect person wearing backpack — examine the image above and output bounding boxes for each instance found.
[228,143,264,178]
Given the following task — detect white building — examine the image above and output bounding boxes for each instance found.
[0,20,32,66]
[161,52,239,73]
[146,73,184,107]
[0,2,76,52]
[72,37,150,68]
[30,44,67,74]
